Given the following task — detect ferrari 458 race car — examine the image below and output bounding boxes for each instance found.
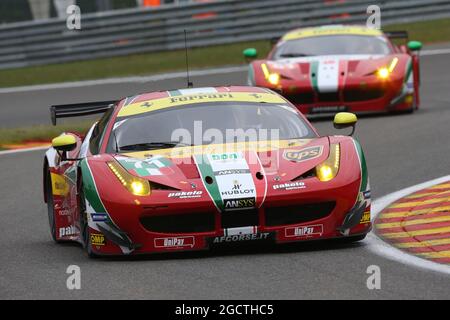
[44,86,371,257]
[244,25,422,115]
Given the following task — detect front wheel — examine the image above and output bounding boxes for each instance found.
[79,185,98,259]
[341,234,367,243]
[46,170,59,242]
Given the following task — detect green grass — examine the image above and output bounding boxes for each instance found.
[2,18,448,88]
[0,121,92,147]
[0,40,272,88]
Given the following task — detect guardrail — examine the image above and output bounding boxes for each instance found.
[1,0,450,70]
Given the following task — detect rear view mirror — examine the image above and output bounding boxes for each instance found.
[52,134,76,152]
[407,41,422,51]
[334,112,358,136]
[243,48,258,60]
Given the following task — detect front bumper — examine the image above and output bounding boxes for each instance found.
[269,77,415,115]
[87,178,372,256]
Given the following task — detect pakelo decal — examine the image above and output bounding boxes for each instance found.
[283,145,323,162]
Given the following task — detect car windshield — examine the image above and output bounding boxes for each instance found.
[107,102,317,152]
[272,35,391,59]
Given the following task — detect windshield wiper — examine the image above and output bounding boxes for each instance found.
[118,141,192,151]
[279,53,313,58]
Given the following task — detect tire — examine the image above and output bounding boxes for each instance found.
[78,185,98,259]
[45,170,58,243]
[341,234,367,243]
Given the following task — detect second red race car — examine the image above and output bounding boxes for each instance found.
[244,25,422,116]
[44,86,371,257]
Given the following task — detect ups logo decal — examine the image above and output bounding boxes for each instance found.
[283,146,323,162]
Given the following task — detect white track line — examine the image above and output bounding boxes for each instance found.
[0,47,449,94]
[421,48,450,56]
[366,175,450,276]
[0,145,49,156]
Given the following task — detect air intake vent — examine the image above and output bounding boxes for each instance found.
[265,202,335,226]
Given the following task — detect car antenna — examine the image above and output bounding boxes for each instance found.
[184,29,193,88]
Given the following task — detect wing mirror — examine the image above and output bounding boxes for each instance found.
[407,41,422,52]
[243,48,258,61]
[333,112,357,136]
[52,134,77,152]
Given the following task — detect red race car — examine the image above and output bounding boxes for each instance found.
[244,25,422,116]
[44,86,371,257]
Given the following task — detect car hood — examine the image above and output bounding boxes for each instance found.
[113,138,330,191]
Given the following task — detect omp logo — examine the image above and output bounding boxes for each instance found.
[59,225,76,238]
[283,146,323,162]
[170,93,234,103]
[360,210,371,224]
[285,224,323,238]
[154,236,195,249]
[224,197,255,209]
[90,233,105,246]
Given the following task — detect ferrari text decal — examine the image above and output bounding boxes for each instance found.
[117,92,287,117]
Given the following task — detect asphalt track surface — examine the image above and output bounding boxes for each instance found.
[1,45,450,299]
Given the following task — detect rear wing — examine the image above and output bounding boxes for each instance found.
[384,30,409,40]
[50,100,116,125]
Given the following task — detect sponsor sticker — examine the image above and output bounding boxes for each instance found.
[273,181,306,191]
[59,225,76,238]
[213,232,270,244]
[360,210,371,224]
[283,146,323,162]
[154,236,195,249]
[90,233,106,246]
[223,197,255,210]
[285,224,323,238]
[90,213,108,222]
[168,191,203,199]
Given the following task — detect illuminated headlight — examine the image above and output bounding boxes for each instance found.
[377,67,390,79]
[261,63,281,86]
[267,73,280,85]
[107,161,151,196]
[316,144,340,182]
[376,57,398,80]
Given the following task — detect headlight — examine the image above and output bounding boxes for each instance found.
[316,143,340,182]
[376,57,399,80]
[377,67,390,79]
[268,73,280,85]
[261,63,280,86]
[107,161,151,196]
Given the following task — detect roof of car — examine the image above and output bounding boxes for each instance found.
[282,25,383,41]
[116,86,288,118]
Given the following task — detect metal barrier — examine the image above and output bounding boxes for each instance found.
[1,0,450,70]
